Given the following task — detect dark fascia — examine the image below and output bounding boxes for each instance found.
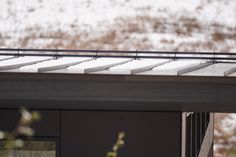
[0,72,236,112]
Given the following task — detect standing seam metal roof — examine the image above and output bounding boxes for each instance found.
[1,48,236,77]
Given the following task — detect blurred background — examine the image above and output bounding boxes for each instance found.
[0,0,236,156]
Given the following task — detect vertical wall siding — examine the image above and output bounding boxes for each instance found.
[185,112,211,157]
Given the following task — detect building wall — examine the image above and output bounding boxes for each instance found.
[0,109,181,157]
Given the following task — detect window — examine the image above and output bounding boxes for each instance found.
[0,140,57,157]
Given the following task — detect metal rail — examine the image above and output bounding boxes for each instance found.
[0,48,236,61]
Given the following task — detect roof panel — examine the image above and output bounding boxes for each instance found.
[0,55,15,61]
[0,52,236,77]
[91,59,170,75]
[20,57,92,72]
[139,60,206,75]
[109,59,171,74]
[177,61,213,75]
[225,68,236,76]
[153,60,204,70]
[0,56,53,71]
[67,58,131,73]
[184,63,236,76]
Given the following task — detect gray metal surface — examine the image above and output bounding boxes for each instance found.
[0,56,53,71]
[139,60,208,76]
[20,57,92,72]
[224,67,236,76]
[1,55,236,76]
[184,63,236,76]
[0,55,16,61]
[92,59,171,74]
[67,58,131,73]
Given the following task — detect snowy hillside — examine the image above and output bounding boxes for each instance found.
[0,0,236,51]
[0,0,236,156]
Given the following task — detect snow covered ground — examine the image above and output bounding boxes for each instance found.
[0,0,236,51]
[214,113,236,156]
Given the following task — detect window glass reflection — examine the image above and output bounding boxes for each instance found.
[0,141,56,157]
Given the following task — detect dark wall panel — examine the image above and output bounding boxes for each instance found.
[61,111,181,157]
[0,109,60,137]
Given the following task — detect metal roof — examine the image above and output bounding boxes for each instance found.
[0,48,236,76]
[1,49,236,112]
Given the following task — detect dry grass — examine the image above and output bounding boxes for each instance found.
[2,13,235,52]
[1,11,236,157]
[212,32,226,42]
[214,113,236,157]
[16,17,155,50]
